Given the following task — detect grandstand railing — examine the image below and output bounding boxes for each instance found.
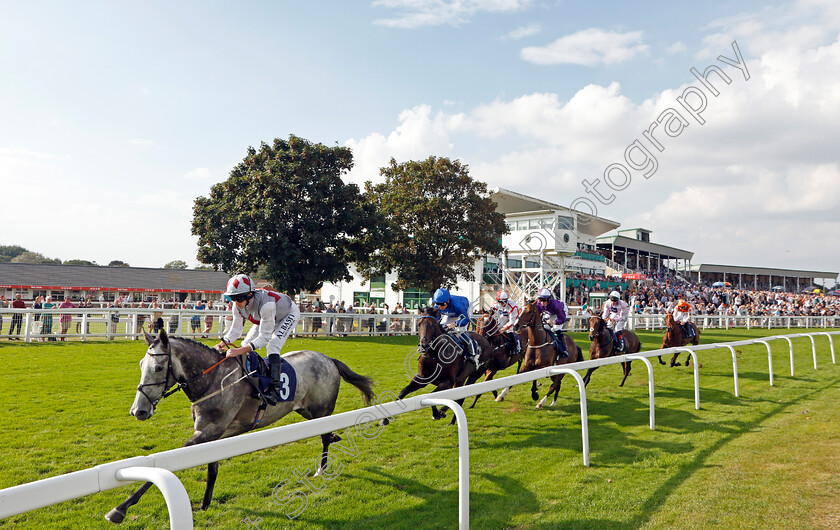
[1,331,837,529]
[0,309,838,342]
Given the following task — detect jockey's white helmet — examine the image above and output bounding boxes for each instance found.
[537,288,552,299]
[225,273,255,297]
[496,290,509,302]
[610,290,621,299]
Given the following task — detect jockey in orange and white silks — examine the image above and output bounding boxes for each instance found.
[213,274,300,404]
[672,298,695,338]
[492,290,519,333]
[672,299,692,325]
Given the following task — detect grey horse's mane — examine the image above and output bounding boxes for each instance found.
[151,335,221,356]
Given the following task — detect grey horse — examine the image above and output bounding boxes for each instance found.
[106,329,374,524]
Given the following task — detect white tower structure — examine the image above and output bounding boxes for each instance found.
[486,188,620,306]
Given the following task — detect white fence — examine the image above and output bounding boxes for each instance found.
[0,308,838,342]
[0,331,837,529]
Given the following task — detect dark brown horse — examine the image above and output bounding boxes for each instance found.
[582,315,641,387]
[467,311,526,408]
[513,300,583,409]
[397,307,493,424]
[658,313,700,366]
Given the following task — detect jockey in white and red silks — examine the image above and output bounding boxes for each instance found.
[601,290,630,352]
[214,273,300,404]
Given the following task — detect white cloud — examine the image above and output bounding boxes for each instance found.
[501,24,542,40]
[344,104,464,185]
[521,28,649,66]
[666,41,687,54]
[372,0,532,28]
[343,3,840,273]
[184,167,212,180]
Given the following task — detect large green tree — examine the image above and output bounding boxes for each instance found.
[192,135,383,294]
[359,156,507,293]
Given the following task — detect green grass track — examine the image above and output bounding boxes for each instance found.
[1,328,840,529]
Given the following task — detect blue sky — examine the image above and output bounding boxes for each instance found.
[1,1,838,282]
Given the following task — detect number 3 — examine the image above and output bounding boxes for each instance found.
[278,373,290,400]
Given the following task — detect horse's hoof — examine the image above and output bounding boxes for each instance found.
[495,396,505,402]
[379,418,390,427]
[105,508,126,524]
[531,392,539,401]
[535,404,543,409]
[658,359,666,365]
[672,362,681,367]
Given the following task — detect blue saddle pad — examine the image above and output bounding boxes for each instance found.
[247,352,297,402]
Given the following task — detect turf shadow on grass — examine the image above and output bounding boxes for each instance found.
[626,373,840,528]
[239,467,540,529]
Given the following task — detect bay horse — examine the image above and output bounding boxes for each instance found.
[467,310,526,408]
[582,315,641,387]
[396,306,493,425]
[657,313,700,366]
[509,300,583,409]
[106,329,374,524]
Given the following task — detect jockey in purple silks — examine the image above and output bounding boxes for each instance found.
[535,287,568,356]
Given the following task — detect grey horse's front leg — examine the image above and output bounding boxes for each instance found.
[105,482,155,524]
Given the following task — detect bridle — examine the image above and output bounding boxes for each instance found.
[417,314,442,353]
[136,342,229,410]
[135,347,184,410]
[588,317,607,340]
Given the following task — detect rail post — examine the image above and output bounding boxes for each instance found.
[548,368,590,466]
[805,334,817,369]
[626,355,655,430]
[818,332,835,364]
[113,467,192,529]
[420,398,469,530]
[755,340,774,386]
[675,348,700,409]
[780,337,794,376]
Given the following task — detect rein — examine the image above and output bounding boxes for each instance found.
[138,342,242,409]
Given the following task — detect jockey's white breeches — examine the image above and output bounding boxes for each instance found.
[606,319,627,333]
[266,306,300,358]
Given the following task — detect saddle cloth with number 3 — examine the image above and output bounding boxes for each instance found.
[246,352,297,402]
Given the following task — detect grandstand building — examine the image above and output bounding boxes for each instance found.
[319,188,623,310]
[686,263,837,292]
[0,262,229,303]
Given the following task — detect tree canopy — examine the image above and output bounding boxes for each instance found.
[64,259,97,266]
[359,156,507,293]
[163,260,188,270]
[10,251,61,264]
[0,245,28,263]
[192,135,383,294]
[108,260,130,267]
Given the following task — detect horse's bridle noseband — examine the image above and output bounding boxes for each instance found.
[136,348,184,410]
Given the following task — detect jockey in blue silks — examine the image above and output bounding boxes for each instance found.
[431,288,479,367]
[535,287,568,357]
[432,288,471,331]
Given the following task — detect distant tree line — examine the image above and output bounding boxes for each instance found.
[0,246,202,269]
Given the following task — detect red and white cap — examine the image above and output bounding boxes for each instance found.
[496,290,509,302]
[225,274,254,297]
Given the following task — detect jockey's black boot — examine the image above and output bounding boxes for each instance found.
[266,354,282,406]
[616,332,625,352]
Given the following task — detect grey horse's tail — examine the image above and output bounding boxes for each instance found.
[330,358,375,405]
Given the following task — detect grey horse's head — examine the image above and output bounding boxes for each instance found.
[130,330,175,421]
